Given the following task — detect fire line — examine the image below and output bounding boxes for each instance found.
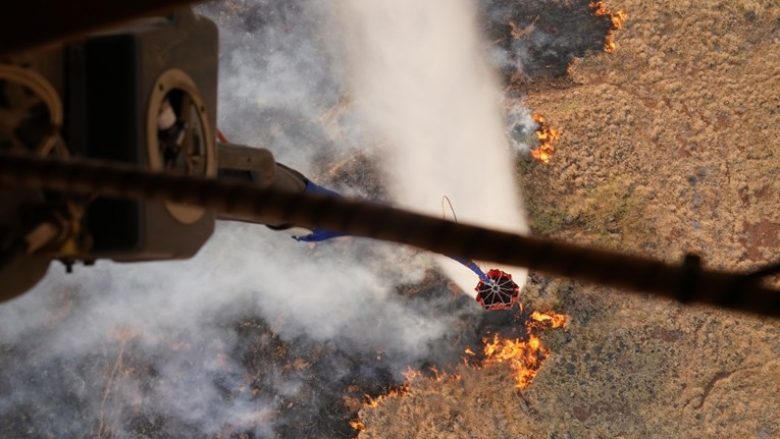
[589,1,627,53]
[531,113,560,164]
[349,308,568,436]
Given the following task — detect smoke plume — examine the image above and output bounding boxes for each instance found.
[0,0,552,437]
[336,0,530,292]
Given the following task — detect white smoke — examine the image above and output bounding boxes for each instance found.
[0,2,478,436]
[0,0,537,436]
[0,221,460,435]
[336,0,531,292]
[506,102,538,156]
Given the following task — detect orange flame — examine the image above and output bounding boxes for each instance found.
[349,309,568,435]
[531,113,560,164]
[589,1,627,53]
[530,310,568,329]
[612,10,627,29]
[482,310,567,388]
[402,367,422,382]
[482,333,546,389]
[589,0,610,16]
[363,389,401,409]
[349,419,365,431]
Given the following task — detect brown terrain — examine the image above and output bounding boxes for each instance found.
[2,2,778,438]
[357,0,780,438]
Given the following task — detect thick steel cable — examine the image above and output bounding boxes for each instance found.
[0,152,778,317]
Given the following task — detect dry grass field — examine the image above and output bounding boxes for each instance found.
[358,1,780,437]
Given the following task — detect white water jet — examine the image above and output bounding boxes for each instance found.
[337,0,530,293]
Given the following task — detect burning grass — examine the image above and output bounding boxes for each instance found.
[350,308,568,436]
[589,1,627,53]
[485,0,624,81]
[531,113,561,164]
[482,310,567,389]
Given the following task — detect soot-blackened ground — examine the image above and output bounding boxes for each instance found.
[481,0,612,82]
[223,276,489,438]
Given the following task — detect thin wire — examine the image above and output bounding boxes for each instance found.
[441,195,458,223]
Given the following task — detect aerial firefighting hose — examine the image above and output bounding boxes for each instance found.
[0,151,779,317]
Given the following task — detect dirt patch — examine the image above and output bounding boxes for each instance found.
[741,220,780,261]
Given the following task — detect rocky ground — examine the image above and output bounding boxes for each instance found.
[360,0,780,437]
